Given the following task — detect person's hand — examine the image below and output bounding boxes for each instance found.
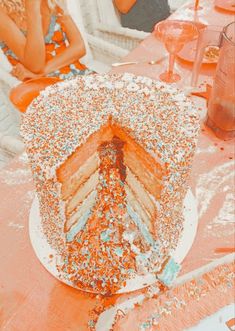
[11,63,40,81]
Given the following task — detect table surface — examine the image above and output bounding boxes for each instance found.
[0,1,234,330]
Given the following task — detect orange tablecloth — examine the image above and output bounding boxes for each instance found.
[0,1,234,330]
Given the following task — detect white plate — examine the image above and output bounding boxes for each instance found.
[29,189,198,294]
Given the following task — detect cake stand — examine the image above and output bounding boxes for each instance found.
[29,189,198,294]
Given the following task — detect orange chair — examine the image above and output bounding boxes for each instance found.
[10,77,61,113]
[226,318,235,331]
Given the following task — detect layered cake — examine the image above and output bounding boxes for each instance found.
[22,73,200,294]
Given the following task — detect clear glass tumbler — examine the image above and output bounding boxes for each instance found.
[206,21,235,140]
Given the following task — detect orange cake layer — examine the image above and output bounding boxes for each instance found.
[57,123,113,183]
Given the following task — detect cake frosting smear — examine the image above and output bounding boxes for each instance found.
[21,73,200,294]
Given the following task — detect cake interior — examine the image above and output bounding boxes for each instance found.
[56,121,163,243]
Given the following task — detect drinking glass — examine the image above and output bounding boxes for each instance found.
[206,21,235,140]
[191,25,223,87]
[189,0,203,11]
[154,20,198,83]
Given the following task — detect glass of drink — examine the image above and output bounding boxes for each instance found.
[189,0,203,11]
[154,20,198,83]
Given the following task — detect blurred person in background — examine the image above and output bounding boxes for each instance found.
[114,0,170,32]
[0,0,91,81]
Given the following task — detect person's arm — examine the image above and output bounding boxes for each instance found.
[0,1,45,73]
[11,14,86,80]
[24,0,46,72]
[113,0,137,14]
[42,14,86,75]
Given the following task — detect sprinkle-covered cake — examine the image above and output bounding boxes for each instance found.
[21,73,200,294]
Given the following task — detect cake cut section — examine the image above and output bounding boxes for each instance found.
[58,133,161,293]
[58,122,162,248]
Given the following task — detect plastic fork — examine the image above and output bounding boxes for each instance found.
[111,55,166,67]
